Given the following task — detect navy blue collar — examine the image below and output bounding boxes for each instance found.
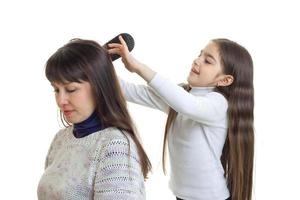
[73,111,104,138]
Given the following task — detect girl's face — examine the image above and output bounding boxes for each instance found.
[52,81,96,124]
[187,42,225,87]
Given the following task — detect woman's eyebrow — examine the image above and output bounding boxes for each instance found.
[51,82,72,87]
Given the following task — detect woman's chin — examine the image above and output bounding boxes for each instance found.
[64,115,79,124]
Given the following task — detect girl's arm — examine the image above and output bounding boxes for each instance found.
[118,78,169,113]
[148,73,228,125]
[109,36,228,125]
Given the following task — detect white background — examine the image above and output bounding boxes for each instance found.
[1,0,300,199]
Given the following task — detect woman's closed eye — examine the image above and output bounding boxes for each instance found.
[66,88,77,93]
[53,88,77,93]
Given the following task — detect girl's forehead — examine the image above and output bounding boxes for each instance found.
[202,42,220,60]
[203,42,218,53]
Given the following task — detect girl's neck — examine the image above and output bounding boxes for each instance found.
[189,86,215,95]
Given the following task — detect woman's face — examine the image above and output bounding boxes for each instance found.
[51,81,96,124]
[187,42,224,87]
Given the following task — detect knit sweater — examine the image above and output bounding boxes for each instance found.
[119,74,230,200]
[37,127,145,200]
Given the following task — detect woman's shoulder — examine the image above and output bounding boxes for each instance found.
[96,127,141,162]
[50,127,71,142]
[99,127,136,147]
[101,126,127,137]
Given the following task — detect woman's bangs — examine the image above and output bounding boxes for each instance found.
[45,51,87,84]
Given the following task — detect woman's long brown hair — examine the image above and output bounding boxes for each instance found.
[45,38,151,178]
[163,39,254,200]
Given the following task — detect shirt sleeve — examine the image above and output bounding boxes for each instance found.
[93,137,146,200]
[118,77,169,113]
[148,73,228,125]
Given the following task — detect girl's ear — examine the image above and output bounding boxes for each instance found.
[217,75,234,87]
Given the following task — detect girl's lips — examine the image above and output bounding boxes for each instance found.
[191,67,200,75]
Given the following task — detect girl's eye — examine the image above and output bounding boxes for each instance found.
[53,89,59,93]
[205,59,211,64]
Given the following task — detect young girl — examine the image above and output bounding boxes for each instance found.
[108,37,254,200]
[37,39,151,200]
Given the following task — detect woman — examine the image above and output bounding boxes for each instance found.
[37,38,151,200]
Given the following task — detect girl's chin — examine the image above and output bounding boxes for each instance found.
[187,77,197,87]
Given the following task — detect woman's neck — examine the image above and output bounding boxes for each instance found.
[73,111,104,138]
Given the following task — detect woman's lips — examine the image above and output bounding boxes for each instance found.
[63,110,74,117]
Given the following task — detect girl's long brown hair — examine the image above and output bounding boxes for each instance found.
[163,39,254,200]
[45,38,151,178]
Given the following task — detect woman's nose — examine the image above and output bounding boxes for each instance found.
[56,92,69,108]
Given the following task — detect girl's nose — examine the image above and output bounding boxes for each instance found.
[194,60,200,67]
[194,58,201,66]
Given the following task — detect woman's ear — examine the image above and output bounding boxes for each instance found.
[217,75,234,86]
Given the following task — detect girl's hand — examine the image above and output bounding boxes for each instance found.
[107,36,141,73]
[108,35,156,82]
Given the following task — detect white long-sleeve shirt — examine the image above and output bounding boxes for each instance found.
[120,74,230,200]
